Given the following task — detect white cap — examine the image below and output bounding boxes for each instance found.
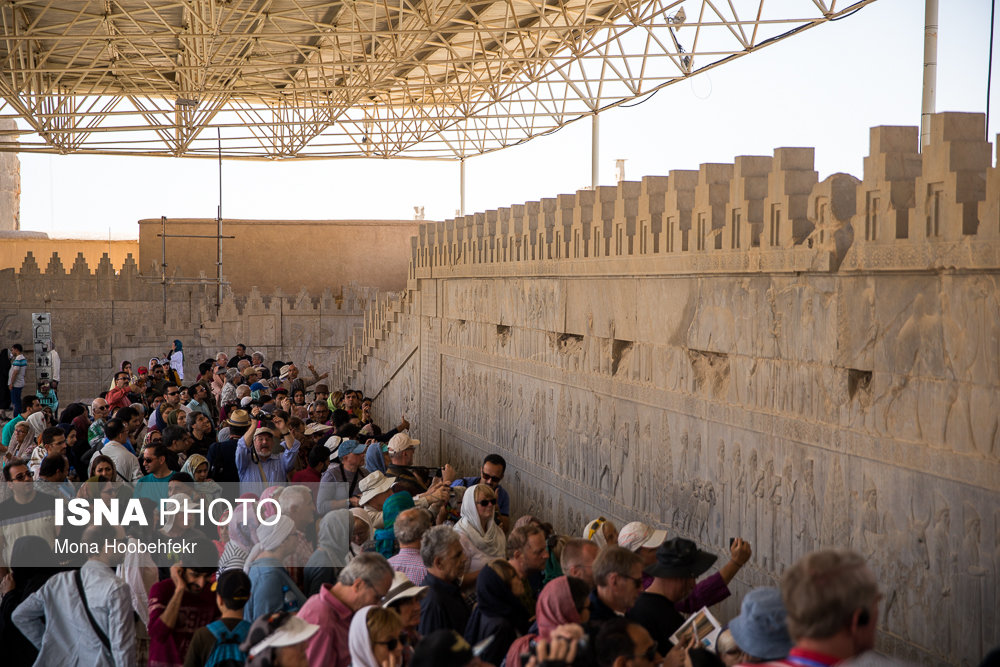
[617,521,668,552]
[248,615,319,657]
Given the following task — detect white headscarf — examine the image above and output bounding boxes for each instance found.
[12,412,47,459]
[243,515,295,572]
[316,509,352,568]
[348,606,380,667]
[454,483,507,560]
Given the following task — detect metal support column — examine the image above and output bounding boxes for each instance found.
[460,158,466,216]
[921,0,938,148]
[591,113,600,189]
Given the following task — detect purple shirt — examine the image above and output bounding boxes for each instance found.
[641,571,731,613]
[388,546,428,585]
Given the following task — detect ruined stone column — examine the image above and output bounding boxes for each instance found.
[0,118,20,231]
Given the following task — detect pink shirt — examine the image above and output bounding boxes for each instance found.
[298,583,354,667]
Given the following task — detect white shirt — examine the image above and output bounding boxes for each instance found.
[49,349,61,382]
[13,559,137,667]
[169,350,184,380]
[101,440,141,483]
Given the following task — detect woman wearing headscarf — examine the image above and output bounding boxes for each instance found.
[168,339,185,381]
[374,491,415,559]
[453,483,507,580]
[304,509,351,596]
[504,575,591,667]
[349,605,405,667]
[244,516,307,620]
[365,441,388,475]
[464,559,532,666]
[0,536,63,666]
[11,411,47,460]
[219,497,258,573]
[180,453,223,501]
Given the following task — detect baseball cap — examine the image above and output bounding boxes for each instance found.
[338,439,367,458]
[213,569,252,608]
[618,521,668,552]
[387,432,420,455]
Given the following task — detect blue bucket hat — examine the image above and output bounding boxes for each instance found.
[728,587,794,661]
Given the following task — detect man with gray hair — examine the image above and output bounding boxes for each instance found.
[298,551,394,667]
[418,525,470,635]
[753,549,881,667]
[388,507,433,585]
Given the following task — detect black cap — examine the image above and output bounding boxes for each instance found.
[646,537,717,579]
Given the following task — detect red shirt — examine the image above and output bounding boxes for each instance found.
[147,578,219,667]
[291,467,323,484]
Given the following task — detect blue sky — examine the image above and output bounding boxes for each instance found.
[16,0,999,239]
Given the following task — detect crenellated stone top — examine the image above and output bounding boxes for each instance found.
[411,113,999,277]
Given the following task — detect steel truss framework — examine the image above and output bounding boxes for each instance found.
[0,0,878,160]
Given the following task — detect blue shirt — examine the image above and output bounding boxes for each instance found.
[245,557,306,621]
[451,476,510,516]
[133,471,177,504]
[235,435,300,496]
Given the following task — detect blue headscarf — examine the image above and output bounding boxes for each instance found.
[173,339,183,351]
[365,442,387,474]
[374,491,415,558]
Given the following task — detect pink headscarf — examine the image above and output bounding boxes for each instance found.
[505,576,582,667]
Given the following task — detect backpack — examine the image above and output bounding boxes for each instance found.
[204,618,251,667]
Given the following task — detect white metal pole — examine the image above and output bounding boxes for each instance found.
[591,113,599,189]
[921,0,938,149]
[460,158,466,216]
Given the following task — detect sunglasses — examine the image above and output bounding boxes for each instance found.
[375,635,407,651]
[478,498,497,507]
[167,391,179,396]
[13,471,33,481]
[142,456,159,463]
[481,471,502,483]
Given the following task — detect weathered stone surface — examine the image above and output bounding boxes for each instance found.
[0,118,19,232]
[347,114,999,666]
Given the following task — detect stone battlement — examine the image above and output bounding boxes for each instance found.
[410,113,999,278]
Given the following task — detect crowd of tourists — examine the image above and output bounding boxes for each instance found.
[0,342,981,667]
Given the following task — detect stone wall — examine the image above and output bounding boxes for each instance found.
[0,118,19,231]
[0,251,373,403]
[0,237,138,273]
[339,113,1000,666]
[137,218,420,295]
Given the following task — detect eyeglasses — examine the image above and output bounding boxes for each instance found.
[142,457,159,463]
[94,405,108,411]
[167,391,179,396]
[621,574,644,588]
[481,471,503,483]
[375,635,407,651]
[12,471,33,481]
[478,498,497,507]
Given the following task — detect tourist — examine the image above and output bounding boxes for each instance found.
[751,549,881,667]
[0,536,62,666]
[37,454,74,500]
[453,483,507,579]
[505,575,591,667]
[107,371,133,410]
[305,509,352,595]
[587,546,644,625]
[134,443,178,503]
[235,420,300,496]
[37,380,58,415]
[13,523,135,666]
[357,469,397,529]
[385,432,433,495]
[48,343,61,392]
[1,393,39,448]
[382,571,427,663]
[187,382,214,428]
[388,507,433,585]
[507,523,549,600]
[0,458,58,564]
[147,543,222,667]
[450,453,511,531]
[241,613,319,667]
[464,559,532,665]
[374,491,415,558]
[298,552,394,667]
[318,437,369,511]
[418,525,470,635]
[187,411,214,458]
[348,605,405,667]
[244,516,306,620]
[594,617,663,667]
[726,587,794,664]
[7,343,27,416]
[183,569,253,667]
[162,424,194,471]
[626,537,721,653]
[207,408,250,483]
[168,339,185,380]
[583,516,619,548]
[219,499,257,573]
[292,442,330,483]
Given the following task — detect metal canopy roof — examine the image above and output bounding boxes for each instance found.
[0,0,877,160]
